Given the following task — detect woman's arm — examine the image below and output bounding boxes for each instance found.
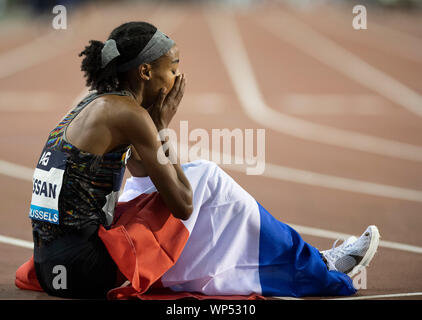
[127,147,149,178]
[116,106,192,220]
[114,76,193,220]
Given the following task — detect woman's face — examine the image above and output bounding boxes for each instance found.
[141,44,180,107]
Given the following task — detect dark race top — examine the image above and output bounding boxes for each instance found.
[30,91,133,244]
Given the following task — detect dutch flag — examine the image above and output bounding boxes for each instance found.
[99,159,356,299]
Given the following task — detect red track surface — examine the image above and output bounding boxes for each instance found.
[0,1,421,300]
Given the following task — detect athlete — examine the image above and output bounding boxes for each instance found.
[27,21,380,299]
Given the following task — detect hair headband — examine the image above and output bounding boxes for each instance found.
[101,30,175,72]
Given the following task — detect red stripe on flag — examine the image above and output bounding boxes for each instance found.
[99,192,189,295]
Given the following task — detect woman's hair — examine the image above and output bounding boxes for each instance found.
[79,21,157,93]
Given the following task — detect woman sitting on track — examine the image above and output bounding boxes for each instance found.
[24,21,380,299]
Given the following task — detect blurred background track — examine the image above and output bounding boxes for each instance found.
[0,0,421,300]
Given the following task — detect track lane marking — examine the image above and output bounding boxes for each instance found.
[289,224,422,254]
[319,4,422,64]
[206,12,422,163]
[279,94,386,115]
[254,10,422,118]
[0,2,165,81]
[0,91,64,112]
[180,143,422,203]
[326,292,422,300]
[0,31,73,80]
[281,3,422,65]
[0,6,420,292]
[3,143,422,204]
[0,235,33,249]
[2,213,422,254]
[2,153,422,254]
[0,160,34,181]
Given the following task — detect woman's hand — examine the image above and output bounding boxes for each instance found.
[147,74,186,130]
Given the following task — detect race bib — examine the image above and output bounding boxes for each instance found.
[29,148,67,225]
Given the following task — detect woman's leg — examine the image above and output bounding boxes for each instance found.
[33,226,117,299]
[120,160,356,297]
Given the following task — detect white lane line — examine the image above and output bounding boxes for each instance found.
[1,156,422,254]
[321,5,422,64]
[0,91,63,112]
[206,12,422,163]
[272,296,303,300]
[288,224,422,254]
[280,94,386,115]
[327,292,422,300]
[3,220,422,254]
[2,206,422,255]
[260,162,422,203]
[183,145,422,254]
[4,141,422,204]
[0,18,30,37]
[0,160,34,182]
[0,235,33,249]
[0,151,422,254]
[178,142,422,203]
[254,11,422,118]
[0,2,167,81]
[183,93,229,115]
[0,29,77,80]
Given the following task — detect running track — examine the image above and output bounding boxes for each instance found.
[0,1,421,300]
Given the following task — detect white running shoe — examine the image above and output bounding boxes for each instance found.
[321,225,380,277]
[321,236,358,258]
[321,236,357,270]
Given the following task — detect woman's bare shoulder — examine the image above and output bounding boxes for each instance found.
[100,94,157,146]
[97,94,149,124]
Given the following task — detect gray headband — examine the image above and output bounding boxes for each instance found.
[100,30,175,72]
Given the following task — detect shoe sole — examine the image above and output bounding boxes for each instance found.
[347,225,380,278]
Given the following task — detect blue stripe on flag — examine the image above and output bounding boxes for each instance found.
[257,202,356,297]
